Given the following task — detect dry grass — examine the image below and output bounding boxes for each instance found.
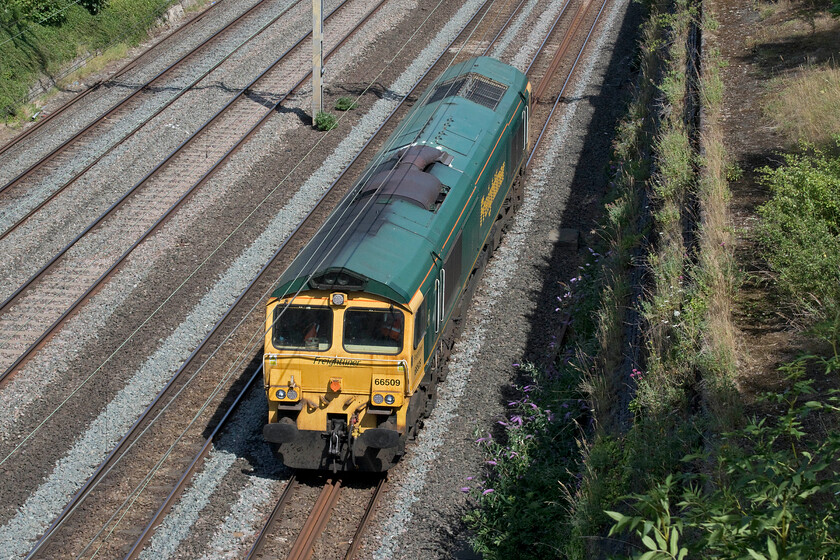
[765,64,840,146]
[57,43,131,89]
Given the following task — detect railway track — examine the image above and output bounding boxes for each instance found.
[2,0,613,555]
[0,0,278,202]
[0,0,297,245]
[246,475,386,559]
[0,0,231,164]
[0,0,384,381]
[7,0,491,555]
[14,2,516,556]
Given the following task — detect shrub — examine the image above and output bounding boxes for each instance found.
[464,363,588,559]
[757,141,840,340]
[8,0,68,24]
[313,111,337,131]
[334,96,357,111]
[0,0,174,118]
[608,365,840,560]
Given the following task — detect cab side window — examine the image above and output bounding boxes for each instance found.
[414,300,427,349]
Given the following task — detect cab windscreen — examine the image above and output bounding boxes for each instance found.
[343,308,404,355]
[273,305,333,351]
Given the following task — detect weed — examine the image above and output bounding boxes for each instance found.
[314,111,337,131]
[334,96,357,111]
[756,140,840,343]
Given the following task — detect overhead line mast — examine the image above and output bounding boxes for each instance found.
[312,0,324,124]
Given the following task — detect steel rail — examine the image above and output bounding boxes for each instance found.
[26,363,264,559]
[117,366,284,560]
[527,0,610,168]
[344,476,387,560]
[0,0,228,160]
[532,0,596,103]
[0,0,302,244]
[0,0,275,197]
[524,0,573,76]
[287,479,343,560]
[244,475,299,560]
[479,0,531,57]
[0,0,368,384]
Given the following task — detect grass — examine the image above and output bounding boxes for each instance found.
[56,43,131,88]
[764,65,840,147]
[0,0,186,121]
[466,0,748,555]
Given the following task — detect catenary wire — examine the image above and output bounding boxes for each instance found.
[77,0,516,554]
[16,0,501,554]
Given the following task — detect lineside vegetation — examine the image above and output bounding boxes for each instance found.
[0,0,193,122]
[466,0,840,557]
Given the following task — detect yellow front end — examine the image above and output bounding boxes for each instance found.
[262,290,424,471]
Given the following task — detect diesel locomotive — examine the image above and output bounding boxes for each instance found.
[262,57,530,471]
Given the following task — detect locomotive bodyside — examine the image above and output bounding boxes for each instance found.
[263,57,530,471]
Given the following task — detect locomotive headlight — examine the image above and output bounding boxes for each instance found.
[372,394,384,405]
[275,389,286,400]
[384,394,395,405]
[287,389,298,400]
[331,292,346,306]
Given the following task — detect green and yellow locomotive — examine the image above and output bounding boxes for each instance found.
[263,57,530,471]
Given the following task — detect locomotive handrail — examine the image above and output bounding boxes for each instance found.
[265,353,409,367]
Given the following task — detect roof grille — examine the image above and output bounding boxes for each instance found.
[426,73,507,110]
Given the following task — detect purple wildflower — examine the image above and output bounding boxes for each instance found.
[461,487,470,493]
[482,489,495,495]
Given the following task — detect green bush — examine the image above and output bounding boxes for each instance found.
[8,0,68,24]
[313,110,337,131]
[334,96,357,111]
[608,364,840,560]
[465,363,587,559]
[757,141,840,339]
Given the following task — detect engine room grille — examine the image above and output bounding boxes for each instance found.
[426,73,507,110]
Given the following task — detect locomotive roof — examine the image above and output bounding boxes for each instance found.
[272,57,529,305]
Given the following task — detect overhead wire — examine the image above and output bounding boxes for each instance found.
[0,0,304,356]
[12,0,509,554]
[77,0,520,554]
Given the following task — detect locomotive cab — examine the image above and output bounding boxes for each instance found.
[263,289,426,471]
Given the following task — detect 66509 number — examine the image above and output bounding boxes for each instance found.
[374,378,400,386]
